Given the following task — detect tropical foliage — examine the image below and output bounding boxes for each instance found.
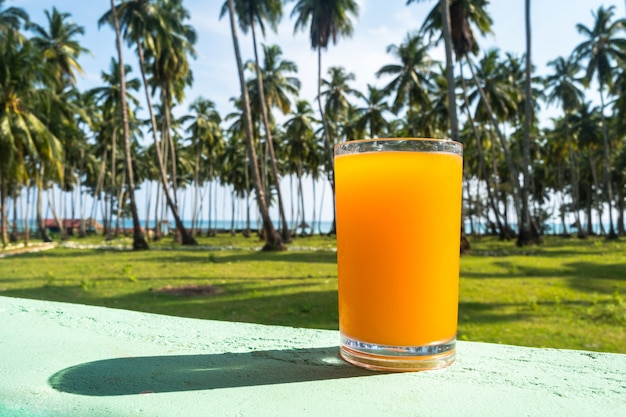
[1,0,626,251]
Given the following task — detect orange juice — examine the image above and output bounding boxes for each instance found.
[335,139,463,357]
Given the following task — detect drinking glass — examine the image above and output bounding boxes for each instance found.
[334,138,463,371]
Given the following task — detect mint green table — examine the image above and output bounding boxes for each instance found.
[0,296,624,417]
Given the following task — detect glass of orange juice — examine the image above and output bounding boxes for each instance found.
[334,138,463,371]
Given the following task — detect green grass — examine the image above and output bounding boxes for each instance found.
[1,234,625,353]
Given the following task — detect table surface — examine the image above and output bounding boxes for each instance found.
[0,295,624,417]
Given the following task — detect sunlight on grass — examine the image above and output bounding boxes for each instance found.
[0,234,624,353]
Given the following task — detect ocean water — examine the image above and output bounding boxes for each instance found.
[10,218,612,236]
[12,219,335,235]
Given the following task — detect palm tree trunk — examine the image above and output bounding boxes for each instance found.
[245,184,251,237]
[598,86,617,239]
[192,137,201,236]
[110,0,149,250]
[290,174,295,231]
[464,177,473,235]
[91,147,107,234]
[466,55,523,230]
[585,183,593,235]
[440,2,467,251]
[588,152,603,235]
[316,47,337,235]
[115,169,126,235]
[24,186,30,246]
[207,167,213,237]
[318,179,326,234]
[518,0,539,246]
[213,175,219,235]
[244,156,251,237]
[78,148,86,238]
[0,176,7,248]
[459,63,506,238]
[617,184,625,235]
[135,40,195,245]
[145,181,152,240]
[250,20,291,243]
[311,175,317,236]
[230,189,236,236]
[154,178,161,240]
[48,187,67,240]
[36,165,52,242]
[10,187,19,242]
[296,160,307,236]
[226,0,283,251]
[164,88,179,208]
[564,120,585,238]
[291,180,301,238]
[440,0,459,140]
[108,128,117,239]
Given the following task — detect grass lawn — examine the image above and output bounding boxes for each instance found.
[0,234,624,353]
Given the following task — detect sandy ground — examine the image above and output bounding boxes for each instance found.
[0,243,56,258]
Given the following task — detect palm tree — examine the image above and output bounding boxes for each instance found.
[255,44,301,115]
[89,58,140,235]
[47,88,91,238]
[545,56,586,237]
[412,0,493,250]
[149,0,196,205]
[30,7,90,241]
[0,34,63,247]
[417,0,493,57]
[0,0,28,42]
[438,0,459,141]
[421,64,451,137]
[184,98,223,235]
[221,0,292,242]
[612,139,626,235]
[109,0,148,249]
[30,7,88,87]
[407,0,460,138]
[321,66,357,127]
[466,49,525,237]
[573,5,626,239]
[71,91,100,238]
[284,100,317,234]
[354,85,392,138]
[317,65,358,230]
[411,0,493,140]
[291,0,359,235]
[100,0,197,245]
[226,0,283,250]
[516,0,538,246]
[570,101,604,235]
[376,32,435,136]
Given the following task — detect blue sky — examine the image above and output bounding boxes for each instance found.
[14,0,620,125]
[8,0,623,223]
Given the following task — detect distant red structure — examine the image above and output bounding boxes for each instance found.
[44,218,104,235]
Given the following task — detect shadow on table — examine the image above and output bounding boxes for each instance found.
[49,347,383,396]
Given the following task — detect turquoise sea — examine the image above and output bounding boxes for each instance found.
[10,218,613,236]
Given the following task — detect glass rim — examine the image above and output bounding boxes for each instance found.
[334,138,462,157]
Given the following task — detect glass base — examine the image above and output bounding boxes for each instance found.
[340,335,456,372]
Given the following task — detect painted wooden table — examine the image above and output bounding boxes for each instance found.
[0,296,624,417]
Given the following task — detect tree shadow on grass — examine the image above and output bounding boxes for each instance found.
[458,299,597,325]
[463,260,626,283]
[48,347,380,396]
[564,262,626,295]
[0,280,340,329]
[457,301,538,327]
[470,249,591,258]
[140,250,338,265]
